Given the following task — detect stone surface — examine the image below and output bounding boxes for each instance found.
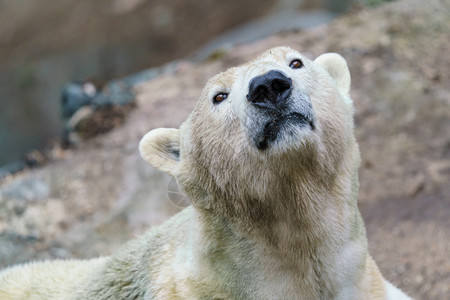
[0,0,449,299]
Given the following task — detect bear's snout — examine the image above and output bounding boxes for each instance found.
[246,70,292,109]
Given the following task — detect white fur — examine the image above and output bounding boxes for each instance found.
[315,52,352,105]
[385,281,413,300]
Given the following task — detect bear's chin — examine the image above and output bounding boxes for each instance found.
[253,113,315,152]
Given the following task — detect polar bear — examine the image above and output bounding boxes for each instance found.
[0,47,412,300]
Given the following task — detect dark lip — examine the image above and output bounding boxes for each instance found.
[256,112,315,150]
[283,112,315,130]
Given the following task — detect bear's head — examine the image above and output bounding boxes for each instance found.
[140,47,359,223]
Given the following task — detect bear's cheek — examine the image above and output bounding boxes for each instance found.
[188,117,243,164]
[312,105,353,164]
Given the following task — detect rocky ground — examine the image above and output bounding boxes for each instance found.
[0,0,449,298]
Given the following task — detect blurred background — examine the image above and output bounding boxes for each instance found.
[0,1,449,299]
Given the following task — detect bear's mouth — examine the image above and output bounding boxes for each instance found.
[255,112,315,150]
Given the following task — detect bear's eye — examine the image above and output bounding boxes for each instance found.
[213,93,228,104]
[289,59,303,69]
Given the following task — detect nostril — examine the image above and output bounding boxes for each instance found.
[271,78,291,94]
[254,86,268,100]
[247,84,269,104]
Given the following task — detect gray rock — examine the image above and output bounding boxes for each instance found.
[1,177,50,202]
[61,82,97,119]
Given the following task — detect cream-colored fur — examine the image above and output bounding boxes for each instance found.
[0,47,412,300]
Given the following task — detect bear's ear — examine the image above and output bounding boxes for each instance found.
[139,128,181,176]
[314,53,351,97]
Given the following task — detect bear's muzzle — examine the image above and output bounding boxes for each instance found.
[246,70,292,110]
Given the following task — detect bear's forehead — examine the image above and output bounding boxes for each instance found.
[207,47,303,88]
[253,46,295,62]
[208,67,239,87]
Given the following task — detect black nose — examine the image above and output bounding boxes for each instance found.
[246,70,292,108]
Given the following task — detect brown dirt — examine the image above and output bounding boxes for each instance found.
[1,0,449,299]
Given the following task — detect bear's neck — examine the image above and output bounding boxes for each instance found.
[199,157,365,267]
[196,168,366,298]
